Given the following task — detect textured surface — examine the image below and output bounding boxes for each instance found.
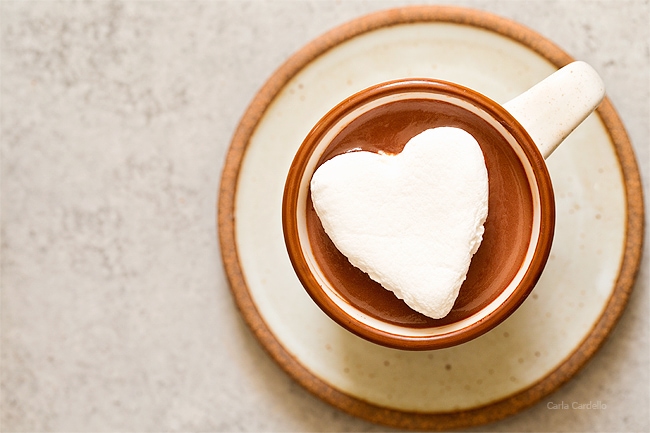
[1,1,648,432]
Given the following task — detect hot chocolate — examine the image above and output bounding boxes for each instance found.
[284,66,601,349]
[305,98,534,327]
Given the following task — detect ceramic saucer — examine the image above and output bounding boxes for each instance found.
[218,6,643,430]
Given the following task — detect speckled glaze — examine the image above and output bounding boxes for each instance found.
[504,61,605,158]
[282,78,556,350]
[218,6,644,431]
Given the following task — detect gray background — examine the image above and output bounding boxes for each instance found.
[1,1,648,432]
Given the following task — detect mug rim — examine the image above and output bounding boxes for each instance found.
[282,78,555,350]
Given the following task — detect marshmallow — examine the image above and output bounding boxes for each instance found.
[310,127,489,319]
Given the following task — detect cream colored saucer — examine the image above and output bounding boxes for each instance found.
[218,6,643,430]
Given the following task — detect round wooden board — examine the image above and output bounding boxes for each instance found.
[218,6,644,430]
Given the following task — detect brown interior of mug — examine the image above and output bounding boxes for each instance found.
[306,98,535,327]
[282,79,554,349]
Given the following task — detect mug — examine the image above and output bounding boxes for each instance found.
[282,61,605,350]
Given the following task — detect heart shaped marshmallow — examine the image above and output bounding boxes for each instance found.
[310,127,489,319]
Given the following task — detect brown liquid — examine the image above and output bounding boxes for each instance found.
[305,99,534,327]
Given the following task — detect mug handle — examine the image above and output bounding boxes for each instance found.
[503,61,605,159]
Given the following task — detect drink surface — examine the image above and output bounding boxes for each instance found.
[306,99,534,327]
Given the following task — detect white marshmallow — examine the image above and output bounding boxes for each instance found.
[310,127,489,319]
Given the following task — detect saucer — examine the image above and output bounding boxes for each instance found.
[218,6,644,430]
